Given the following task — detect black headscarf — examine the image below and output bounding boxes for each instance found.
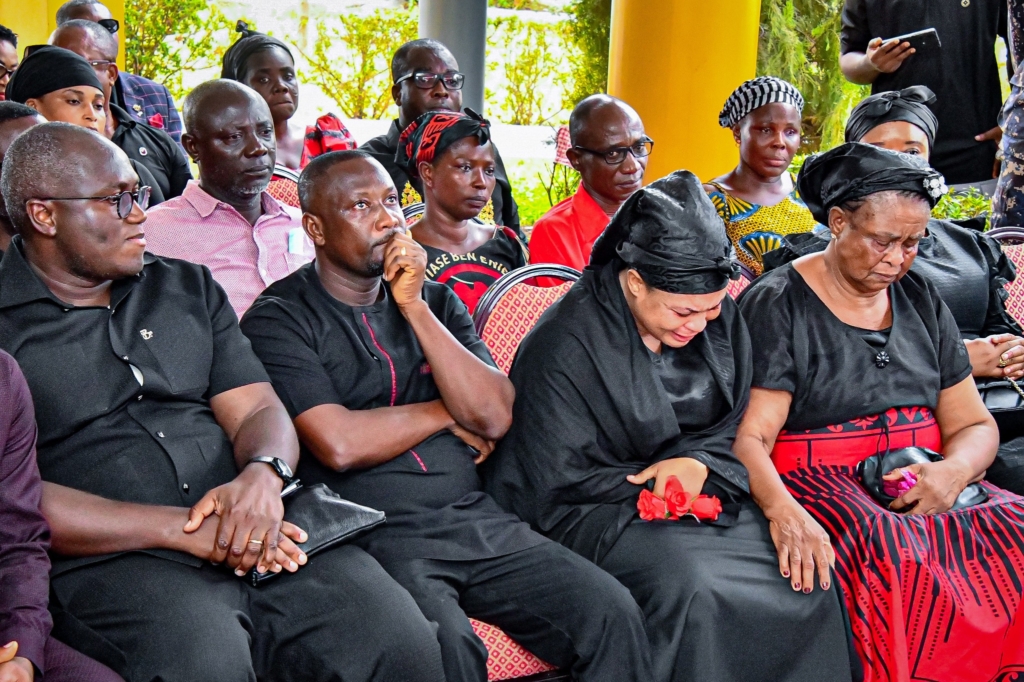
[845,86,939,148]
[797,142,947,225]
[590,171,740,295]
[5,46,103,104]
[395,109,491,178]
[221,21,294,81]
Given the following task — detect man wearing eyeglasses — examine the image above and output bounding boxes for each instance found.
[362,39,522,236]
[529,95,650,274]
[0,25,18,103]
[55,0,184,147]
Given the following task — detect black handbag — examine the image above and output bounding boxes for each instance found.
[858,446,988,512]
[246,482,385,586]
[977,378,1024,439]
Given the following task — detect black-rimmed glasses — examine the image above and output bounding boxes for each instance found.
[573,137,654,165]
[395,70,465,91]
[39,186,151,219]
[0,64,15,80]
[97,18,119,34]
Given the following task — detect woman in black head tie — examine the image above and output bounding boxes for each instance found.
[222,22,355,171]
[483,171,854,682]
[737,142,1024,680]
[395,109,527,314]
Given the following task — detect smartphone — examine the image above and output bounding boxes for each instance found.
[883,28,941,52]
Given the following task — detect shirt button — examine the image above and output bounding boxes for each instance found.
[137,394,143,401]
[122,355,129,361]
[182,483,189,492]
[157,431,165,438]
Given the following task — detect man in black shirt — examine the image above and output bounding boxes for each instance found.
[840,0,1006,184]
[240,150,652,682]
[0,123,444,682]
[361,39,521,235]
[51,20,191,200]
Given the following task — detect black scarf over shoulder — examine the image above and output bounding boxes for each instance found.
[482,262,752,563]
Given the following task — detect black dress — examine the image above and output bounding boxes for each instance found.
[738,264,1024,681]
[484,262,854,682]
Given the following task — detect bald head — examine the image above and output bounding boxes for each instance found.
[569,95,642,148]
[183,79,270,136]
[51,19,118,61]
[56,0,112,26]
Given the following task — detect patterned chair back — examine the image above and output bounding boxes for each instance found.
[725,263,756,299]
[473,265,582,374]
[469,620,559,681]
[987,227,1024,325]
[267,166,300,209]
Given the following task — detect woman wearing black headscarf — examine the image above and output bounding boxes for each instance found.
[737,142,1024,681]
[483,171,854,682]
[222,22,355,170]
[396,109,527,314]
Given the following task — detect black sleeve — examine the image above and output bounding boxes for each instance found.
[164,134,193,199]
[929,284,975,389]
[737,275,798,394]
[131,160,165,206]
[432,283,498,367]
[492,147,522,236]
[203,267,271,398]
[239,301,344,419]
[840,0,872,54]
[977,230,1023,336]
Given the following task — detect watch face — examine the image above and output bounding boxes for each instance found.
[276,458,294,479]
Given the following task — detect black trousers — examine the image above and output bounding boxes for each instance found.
[374,541,653,682]
[50,545,446,682]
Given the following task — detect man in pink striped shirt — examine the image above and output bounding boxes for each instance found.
[144,80,311,316]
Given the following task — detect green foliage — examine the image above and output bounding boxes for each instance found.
[488,0,555,9]
[757,0,868,151]
[562,0,611,107]
[296,8,418,120]
[508,159,580,227]
[932,189,992,223]
[124,0,240,101]
[487,16,569,125]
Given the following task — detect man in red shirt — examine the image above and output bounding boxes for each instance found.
[529,96,650,272]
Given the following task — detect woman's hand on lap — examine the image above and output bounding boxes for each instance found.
[888,459,973,515]
[627,457,708,498]
[763,499,834,593]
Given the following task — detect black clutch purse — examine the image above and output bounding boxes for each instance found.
[858,446,988,512]
[246,482,385,586]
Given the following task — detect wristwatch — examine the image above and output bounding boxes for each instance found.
[247,456,294,484]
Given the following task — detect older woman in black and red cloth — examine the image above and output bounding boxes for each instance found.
[737,142,1024,682]
[395,109,527,314]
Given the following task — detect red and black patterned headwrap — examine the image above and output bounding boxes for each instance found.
[395,108,491,178]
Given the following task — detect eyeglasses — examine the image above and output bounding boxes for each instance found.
[39,186,151,219]
[573,137,654,165]
[97,18,119,34]
[87,59,115,72]
[394,70,465,91]
[0,64,15,80]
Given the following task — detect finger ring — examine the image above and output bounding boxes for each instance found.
[248,538,263,547]
[400,246,407,256]
[1000,358,1008,368]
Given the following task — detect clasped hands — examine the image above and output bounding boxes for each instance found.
[180,463,308,577]
[0,642,32,682]
[966,334,1024,380]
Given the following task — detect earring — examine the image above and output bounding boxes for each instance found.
[830,233,837,240]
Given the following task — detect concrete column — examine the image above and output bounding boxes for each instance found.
[419,0,487,115]
[608,0,762,183]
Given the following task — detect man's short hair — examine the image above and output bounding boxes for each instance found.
[56,0,104,25]
[0,24,17,48]
[0,101,39,126]
[391,39,452,82]
[298,149,373,214]
[182,79,263,137]
[53,19,117,59]
[1,122,101,234]
[568,94,633,146]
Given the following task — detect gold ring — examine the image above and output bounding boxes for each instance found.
[400,246,407,256]
[248,538,264,546]
[1000,358,1009,368]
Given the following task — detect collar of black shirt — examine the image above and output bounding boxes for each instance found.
[0,235,151,310]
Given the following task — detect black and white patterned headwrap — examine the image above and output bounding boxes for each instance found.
[718,76,805,128]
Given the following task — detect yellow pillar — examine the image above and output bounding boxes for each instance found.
[0,0,125,67]
[608,0,762,184]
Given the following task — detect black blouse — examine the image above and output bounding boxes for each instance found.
[737,265,972,431]
[651,343,728,429]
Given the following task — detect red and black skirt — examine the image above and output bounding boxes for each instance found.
[774,407,1024,682]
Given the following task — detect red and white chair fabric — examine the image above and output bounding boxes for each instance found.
[469,620,563,681]
[473,264,582,375]
[725,263,756,300]
[267,165,300,209]
[987,226,1024,324]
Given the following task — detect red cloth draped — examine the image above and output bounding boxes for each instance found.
[300,113,357,169]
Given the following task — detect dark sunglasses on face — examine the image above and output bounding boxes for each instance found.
[39,186,151,219]
[97,18,119,34]
[573,137,654,165]
[394,70,465,91]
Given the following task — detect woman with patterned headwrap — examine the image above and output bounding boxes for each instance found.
[396,109,527,314]
[704,77,817,275]
[484,171,854,682]
[222,21,355,170]
[737,142,1024,681]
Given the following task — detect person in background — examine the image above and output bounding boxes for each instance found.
[144,80,311,316]
[0,102,45,254]
[4,45,168,206]
[221,21,355,171]
[51,21,191,201]
[705,77,816,276]
[362,39,521,235]
[396,110,527,314]
[0,24,18,102]
[240,149,653,682]
[993,0,1024,230]
[55,0,183,145]
[839,0,1006,184]
[528,95,649,273]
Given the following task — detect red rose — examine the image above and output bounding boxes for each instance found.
[663,476,692,517]
[147,113,164,129]
[638,489,676,521]
[690,495,723,522]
